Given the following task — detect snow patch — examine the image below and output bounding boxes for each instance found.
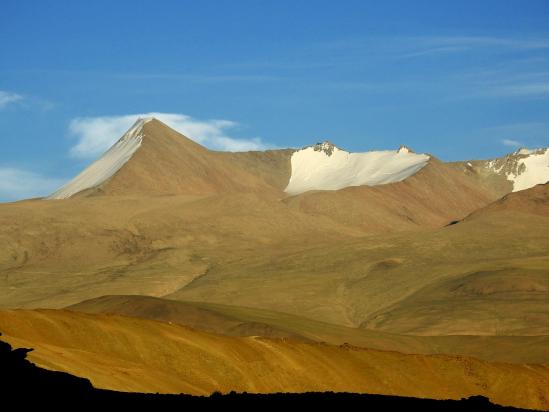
[508,148,549,192]
[284,146,430,195]
[47,118,152,199]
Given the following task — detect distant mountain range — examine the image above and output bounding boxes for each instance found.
[47,117,549,200]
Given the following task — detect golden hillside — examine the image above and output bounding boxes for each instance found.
[0,309,547,410]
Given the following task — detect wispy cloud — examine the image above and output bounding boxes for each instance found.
[477,123,548,149]
[415,35,549,50]
[304,36,549,102]
[501,138,524,148]
[482,122,547,134]
[0,168,66,201]
[446,59,549,100]
[400,46,469,59]
[0,89,55,111]
[3,69,280,84]
[400,36,549,59]
[69,112,274,159]
[313,35,549,61]
[111,73,280,83]
[0,90,23,109]
[492,82,549,97]
[464,81,549,99]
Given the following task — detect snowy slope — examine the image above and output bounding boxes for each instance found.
[48,118,151,199]
[284,142,430,196]
[485,147,549,192]
[508,148,549,192]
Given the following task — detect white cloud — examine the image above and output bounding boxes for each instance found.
[0,91,23,109]
[501,139,524,148]
[69,112,273,158]
[0,168,66,201]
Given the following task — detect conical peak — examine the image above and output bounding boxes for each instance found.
[46,117,183,200]
[137,117,210,153]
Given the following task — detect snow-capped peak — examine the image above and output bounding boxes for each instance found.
[47,118,152,199]
[509,147,549,191]
[284,144,430,196]
[485,147,549,192]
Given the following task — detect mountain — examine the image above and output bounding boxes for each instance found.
[46,119,502,231]
[48,118,290,199]
[449,147,549,196]
[1,119,545,332]
[47,119,438,200]
[1,309,547,410]
[0,118,507,309]
[47,120,434,200]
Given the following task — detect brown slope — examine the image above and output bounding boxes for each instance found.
[465,182,549,219]
[170,188,549,333]
[0,309,548,410]
[361,266,549,336]
[0,192,365,309]
[67,295,311,341]
[283,158,501,232]
[83,118,291,197]
[358,186,549,336]
[219,149,294,192]
[67,294,549,364]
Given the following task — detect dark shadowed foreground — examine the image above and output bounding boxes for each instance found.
[0,335,538,411]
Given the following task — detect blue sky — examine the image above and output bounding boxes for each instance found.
[1,0,549,201]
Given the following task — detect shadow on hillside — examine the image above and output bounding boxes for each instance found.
[0,333,535,410]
